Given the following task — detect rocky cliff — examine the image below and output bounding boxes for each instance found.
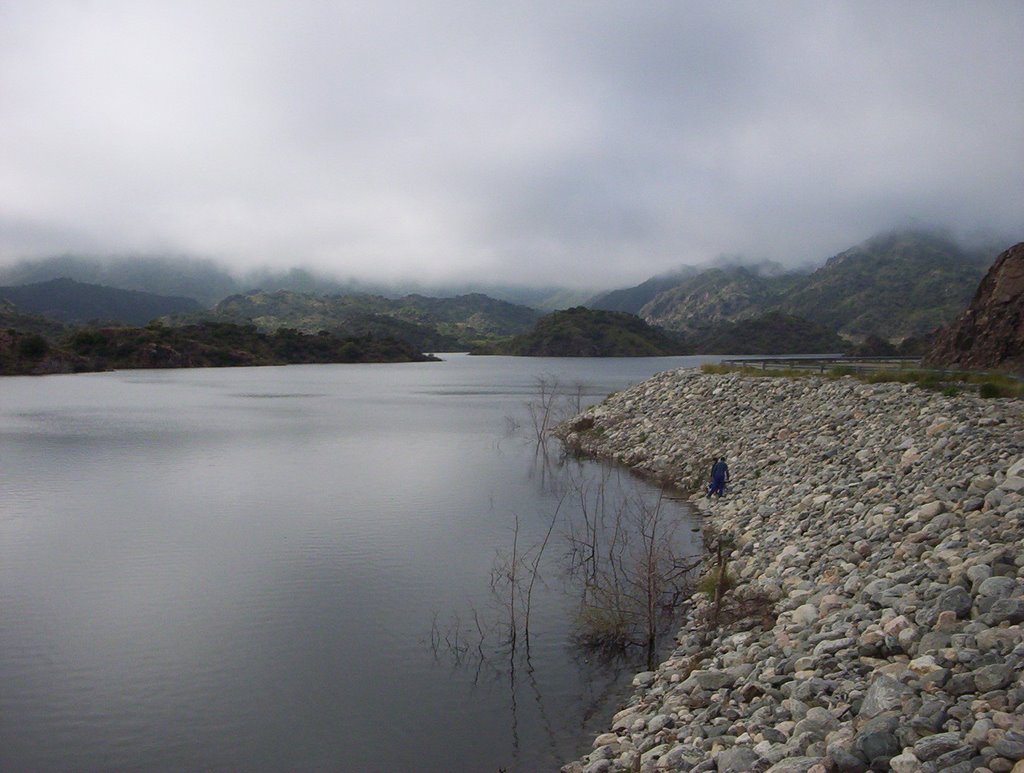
[925,243,1024,375]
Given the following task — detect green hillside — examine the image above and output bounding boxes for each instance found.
[0,321,436,376]
[587,267,700,314]
[693,311,846,354]
[596,231,997,343]
[477,307,689,357]
[0,256,240,306]
[174,290,539,350]
[780,231,993,338]
[0,278,203,325]
[0,300,68,338]
[639,268,803,334]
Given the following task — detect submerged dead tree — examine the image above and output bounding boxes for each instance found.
[436,378,701,675]
[563,476,700,668]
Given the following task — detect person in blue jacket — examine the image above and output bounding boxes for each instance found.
[707,456,730,497]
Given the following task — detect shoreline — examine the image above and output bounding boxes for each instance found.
[558,369,1024,773]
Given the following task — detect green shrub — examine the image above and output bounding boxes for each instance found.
[576,604,634,649]
[979,382,1006,398]
[697,567,735,598]
[18,334,49,359]
[700,363,732,375]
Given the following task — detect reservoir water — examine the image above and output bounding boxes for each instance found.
[0,354,713,771]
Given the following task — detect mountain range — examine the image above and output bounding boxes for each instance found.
[0,230,1013,355]
[589,231,999,341]
[0,278,202,325]
[0,255,589,310]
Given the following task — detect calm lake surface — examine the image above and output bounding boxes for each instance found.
[1,354,715,772]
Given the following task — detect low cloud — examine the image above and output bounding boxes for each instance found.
[1,1,1021,288]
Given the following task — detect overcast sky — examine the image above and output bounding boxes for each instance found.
[1,1,1021,288]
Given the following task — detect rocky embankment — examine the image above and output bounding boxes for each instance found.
[558,370,1024,773]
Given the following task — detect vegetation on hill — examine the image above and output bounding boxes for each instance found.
[0,255,241,307]
[594,231,997,343]
[0,255,594,310]
[691,311,846,354]
[0,321,435,376]
[474,307,689,357]
[475,308,880,357]
[173,290,539,350]
[0,278,203,325]
[639,268,805,334]
[3,230,1004,353]
[325,313,461,352]
[587,267,701,314]
[374,292,540,339]
[0,300,68,338]
[780,231,994,338]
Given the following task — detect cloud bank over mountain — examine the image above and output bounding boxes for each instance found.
[1,1,1021,287]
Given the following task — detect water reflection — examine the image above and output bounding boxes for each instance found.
[1,356,708,772]
[429,424,701,766]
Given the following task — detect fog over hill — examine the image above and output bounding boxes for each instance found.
[0,230,1015,347]
[1,4,1020,288]
[591,230,1010,341]
[0,278,202,326]
[0,255,592,310]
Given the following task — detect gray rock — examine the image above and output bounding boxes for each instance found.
[888,750,921,773]
[945,672,977,696]
[852,715,900,766]
[933,585,973,620]
[859,675,913,718]
[932,762,974,773]
[558,371,1024,773]
[918,631,952,652]
[681,669,736,691]
[992,730,1024,760]
[931,744,977,768]
[656,743,703,769]
[1003,475,1024,493]
[827,748,868,773]
[913,731,963,761]
[910,699,948,733]
[983,598,1024,626]
[976,627,1022,654]
[978,576,1020,598]
[716,745,764,773]
[633,671,656,688]
[793,706,839,740]
[648,714,674,734]
[974,662,1014,691]
[764,757,822,773]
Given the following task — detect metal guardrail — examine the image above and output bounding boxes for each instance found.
[719,356,1023,382]
[721,356,920,374]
